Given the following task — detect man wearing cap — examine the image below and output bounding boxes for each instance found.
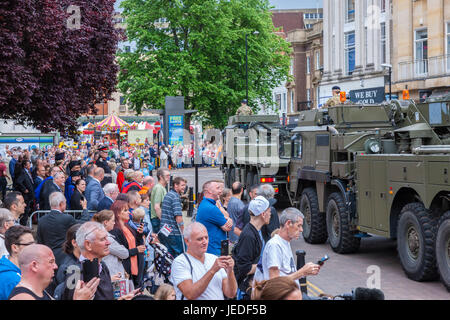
[324,86,341,108]
[96,146,112,187]
[236,99,253,116]
[232,196,271,300]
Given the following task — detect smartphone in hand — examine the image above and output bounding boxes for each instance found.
[220,239,229,256]
[81,258,99,282]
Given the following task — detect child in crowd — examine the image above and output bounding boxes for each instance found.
[154,284,176,300]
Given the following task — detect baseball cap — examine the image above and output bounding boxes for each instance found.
[332,86,341,91]
[248,196,270,216]
[241,99,248,104]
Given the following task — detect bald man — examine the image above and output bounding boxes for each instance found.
[9,244,57,300]
[9,244,99,300]
[170,222,237,300]
[85,167,105,211]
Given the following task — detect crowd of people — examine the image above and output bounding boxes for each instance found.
[0,141,322,301]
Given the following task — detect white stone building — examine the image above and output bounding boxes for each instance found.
[320,0,392,106]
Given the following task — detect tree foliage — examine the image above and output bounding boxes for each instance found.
[118,0,291,129]
[0,0,120,132]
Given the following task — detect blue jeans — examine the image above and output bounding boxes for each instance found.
[150,217,160,233]
[159,233,185,259]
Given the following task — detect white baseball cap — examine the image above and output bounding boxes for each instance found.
[248,196,270,216]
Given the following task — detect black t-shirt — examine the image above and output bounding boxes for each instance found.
[8,286,53,300]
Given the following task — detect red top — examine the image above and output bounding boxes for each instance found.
[0,163,6,177]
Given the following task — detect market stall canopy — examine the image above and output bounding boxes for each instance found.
[96,114,129,130]
[129,121,138,129]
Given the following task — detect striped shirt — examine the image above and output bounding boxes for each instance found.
[160,189,183,236]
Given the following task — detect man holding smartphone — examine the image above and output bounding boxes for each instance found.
[260,208,321,285]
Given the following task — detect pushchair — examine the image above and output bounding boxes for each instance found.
[143,241,174,294]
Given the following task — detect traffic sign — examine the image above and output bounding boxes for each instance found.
[154,121,161,131]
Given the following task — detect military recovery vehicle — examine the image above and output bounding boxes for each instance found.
[287,93,450,289]
[221,114,293,200]
[222,94,450,289]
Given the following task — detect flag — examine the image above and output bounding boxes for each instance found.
[159,224,173,237]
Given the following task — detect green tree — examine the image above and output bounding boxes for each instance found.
[118,0,291,129]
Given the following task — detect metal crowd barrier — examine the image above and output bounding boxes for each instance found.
[28,210,96,228]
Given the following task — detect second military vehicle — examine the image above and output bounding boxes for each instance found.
[222,93,450,289]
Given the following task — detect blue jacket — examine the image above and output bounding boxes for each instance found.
[35,176,52,203]
[9,158,16,180]
[85,178,105,211]
[0,256,21,300]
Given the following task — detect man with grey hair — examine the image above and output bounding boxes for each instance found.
[97,183,119,211]
[39,170,65,211]
[63,221,138,300]
[261,207,320,285]
[256,184,280,243]
[170,222,237,300]
[37,192,90,266]
[0,208,14,257]
[85,167,105,211]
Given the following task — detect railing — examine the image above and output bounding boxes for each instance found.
[28,210,96,228]
[398,55,450,81]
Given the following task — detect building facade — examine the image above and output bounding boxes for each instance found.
[320,0,391,107]
[287,21,323,113]
[259,8,323,117]
[392,0,450,100]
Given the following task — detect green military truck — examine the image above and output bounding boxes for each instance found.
[222,94,450,289]
[221,114,293,199]
[287,94,450,289]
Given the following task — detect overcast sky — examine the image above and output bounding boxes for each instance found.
[269,0,323,9]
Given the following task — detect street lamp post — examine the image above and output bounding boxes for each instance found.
[381,63,392,100]
[245,31,259,101]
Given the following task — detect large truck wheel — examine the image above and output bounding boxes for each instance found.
[397,203,439,281]
[326,192,360,253]
[300,188,327,244]
[436,211,450,291]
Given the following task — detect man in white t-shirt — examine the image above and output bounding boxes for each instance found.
[170,222,238,300]
[261,207,321,285]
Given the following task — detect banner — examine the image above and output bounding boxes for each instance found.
[127,130,153,145]
[168,115,184,146]
[349,86,385,104]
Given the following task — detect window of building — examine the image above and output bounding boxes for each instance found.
[120,96,126,105]
[275,94,281,109]
[290,91,294,113]
[290,58,294,76]
[306,56,311,74]
[283,93,287,113]
[125,46,131,53]
[345,31,356,75]
[346,0,355,23]
[319,13,323,19]
[305,24,313,29]
[415,29,428,75]
[316,51,321,70]
[380,0,386,13]
[365,27,368,65]
[380,22,386,64]
[306,89,311,107]
[446,22,450,71]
